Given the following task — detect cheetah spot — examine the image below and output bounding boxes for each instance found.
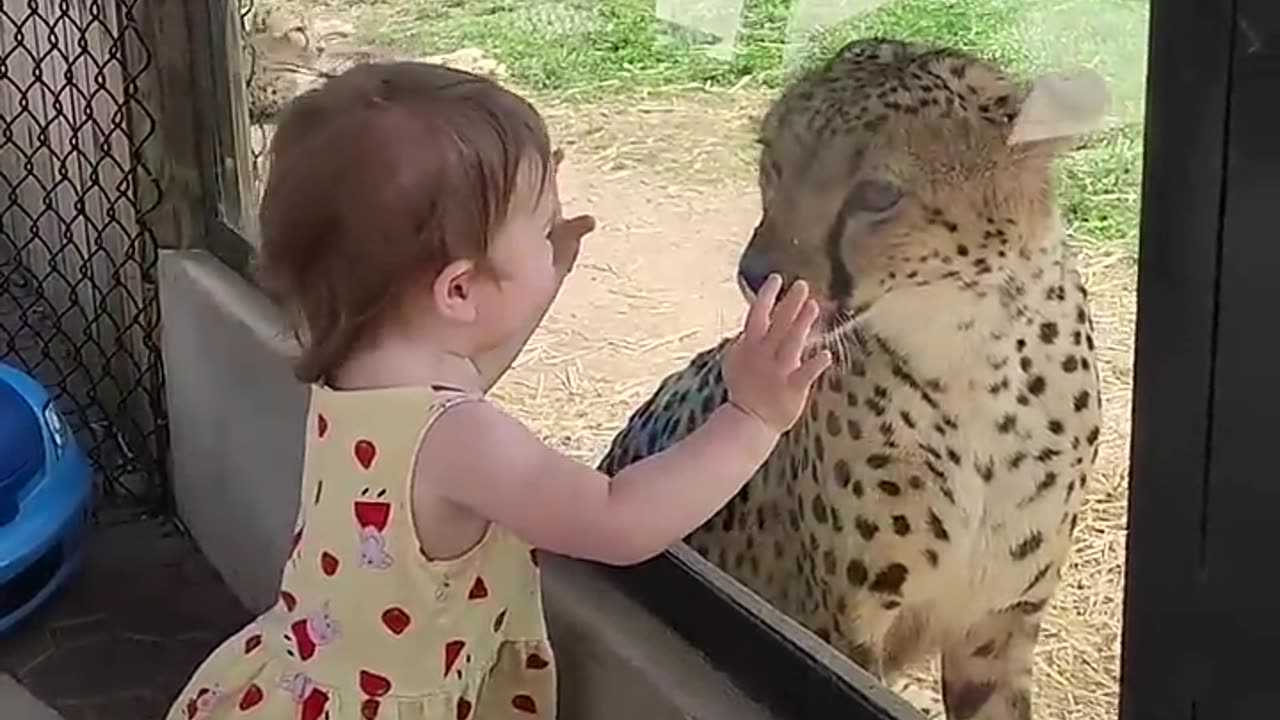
[868,563,909,596]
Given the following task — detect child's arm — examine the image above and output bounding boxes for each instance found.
[424,275,831,566]
[421,397,780,565]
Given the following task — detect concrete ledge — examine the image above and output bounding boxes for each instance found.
[541,554,772,720]
[159,249,304,612]
[0,674,63,720]
[158,249,774,720]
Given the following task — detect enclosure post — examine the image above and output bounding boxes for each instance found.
[129,0,208,252]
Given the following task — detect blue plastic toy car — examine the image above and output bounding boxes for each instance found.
[0,360,93,635]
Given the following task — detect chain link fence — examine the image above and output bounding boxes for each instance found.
[0,0,168,510]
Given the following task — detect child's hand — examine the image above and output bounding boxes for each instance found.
[549,148,596,277]
[722,274,832,434]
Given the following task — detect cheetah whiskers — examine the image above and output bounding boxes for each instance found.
[813,309,873,373]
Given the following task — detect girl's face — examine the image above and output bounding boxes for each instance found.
[468,160,560,350]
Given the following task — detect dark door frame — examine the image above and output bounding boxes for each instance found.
[1122,1,1279,719]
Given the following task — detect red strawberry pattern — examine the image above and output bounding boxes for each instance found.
[280,590,297,612]
[317,413,328,439]
[525,652,550,670]
[467,577,489,600]
[279,673,330,720]
[355,666,389,717]
[353,439,377,470]
[284,604,340,662]
[381,606,411,635]
[456,697,474,720]
[443,639,466,677]
[300,687,329,720]
[184,687,220,718]
[359,670,392,697]
[320,551,340,576]
[358,669,392,719]
[243,633,262,654]
[512,694,538,714]
[237,684,264,711]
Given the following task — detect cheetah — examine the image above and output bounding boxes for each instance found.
[598,38,1108,720]
[241,8,509,126]
[243,9,333,125]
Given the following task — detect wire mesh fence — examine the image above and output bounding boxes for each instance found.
[0,0,169,510]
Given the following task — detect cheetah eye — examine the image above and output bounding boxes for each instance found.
[849,179,904,214]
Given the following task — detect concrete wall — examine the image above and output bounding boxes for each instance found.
[158,249,775,720]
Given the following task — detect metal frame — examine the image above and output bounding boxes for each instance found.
[1121,1,1280,719]
[605,544,919,719]
[188,0,258,278]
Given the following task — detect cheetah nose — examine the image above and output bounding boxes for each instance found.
[737,261,772,296]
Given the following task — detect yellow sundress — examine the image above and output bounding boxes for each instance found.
[166,384,556,720]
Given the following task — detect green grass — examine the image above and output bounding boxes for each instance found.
[363,0,1150,253]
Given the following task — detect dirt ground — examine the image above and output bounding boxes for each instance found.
[484,94,1137,720]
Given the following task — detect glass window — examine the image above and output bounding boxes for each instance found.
[208,2,1151,716]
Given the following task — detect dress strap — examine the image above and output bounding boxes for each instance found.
[426,384,484,420]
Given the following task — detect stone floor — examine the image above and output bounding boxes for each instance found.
[0,509,252,719]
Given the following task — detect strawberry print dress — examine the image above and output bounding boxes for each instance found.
[166,385,556,720]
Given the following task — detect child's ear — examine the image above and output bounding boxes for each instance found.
[433,259,480,323]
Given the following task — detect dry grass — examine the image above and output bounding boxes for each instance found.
[537,84,767,192]
[1036,244,1135,719]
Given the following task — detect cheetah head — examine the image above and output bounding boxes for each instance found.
[740,39,1108,346]
[248,19,315,69]
[249,6,311,48]
[245,10,329,125]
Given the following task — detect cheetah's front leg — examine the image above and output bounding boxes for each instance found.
[940,607,1041,720]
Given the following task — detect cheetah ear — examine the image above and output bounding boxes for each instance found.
[1008,68,1110,147]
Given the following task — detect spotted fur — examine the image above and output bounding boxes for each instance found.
[598,39,1104,720]
[243,9,389,125]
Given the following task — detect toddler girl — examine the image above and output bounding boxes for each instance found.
[167,61,830,720]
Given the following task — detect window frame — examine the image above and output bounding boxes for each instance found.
[1121,1,1280,719]
[190,0,259,277]
[605,544,923,718]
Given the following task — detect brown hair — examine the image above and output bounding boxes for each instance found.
[255,61,552,383]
